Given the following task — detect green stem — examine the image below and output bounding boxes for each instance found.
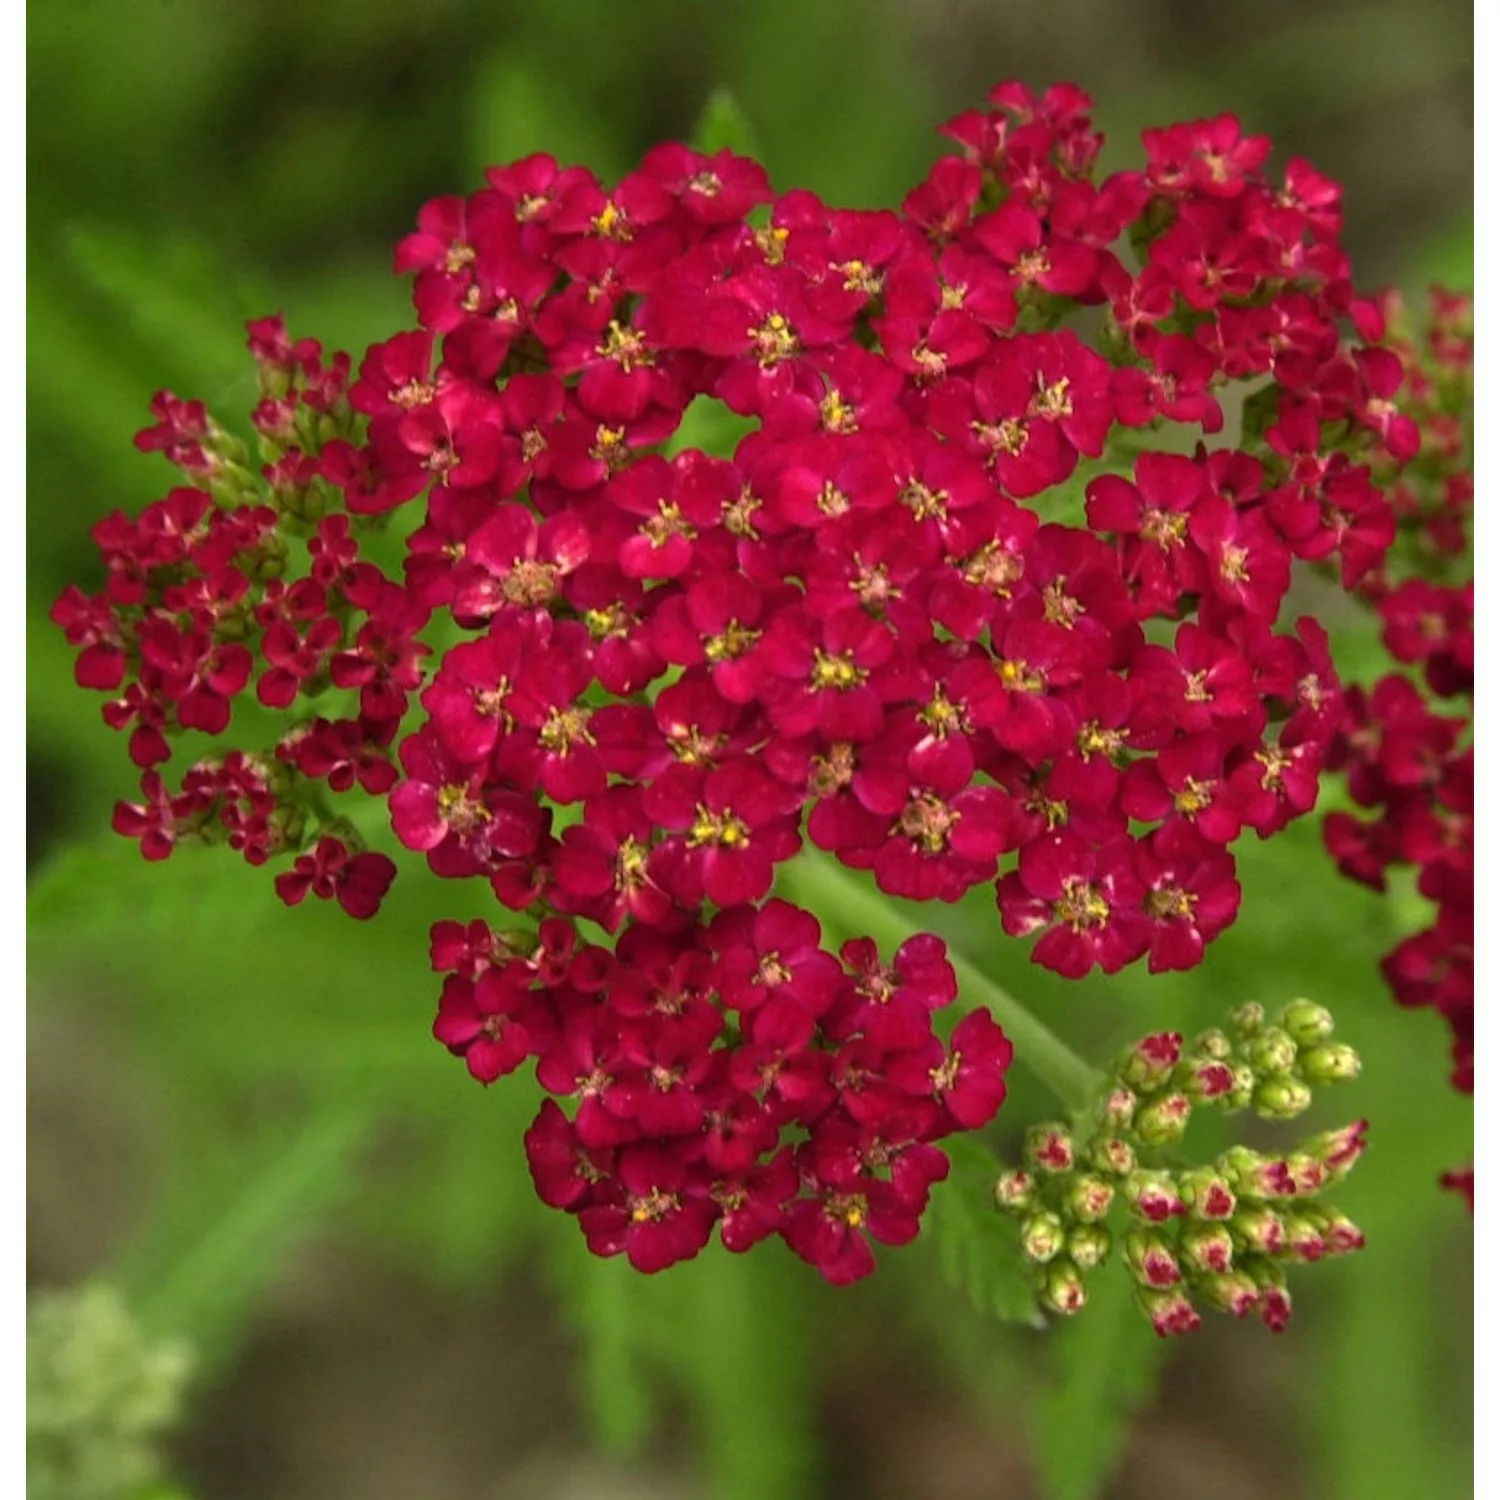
[778,852,1104,1114]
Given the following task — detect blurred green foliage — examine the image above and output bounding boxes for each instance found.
[28,3,1471,1499]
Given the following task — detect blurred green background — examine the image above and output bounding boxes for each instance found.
[28,2,1473,1498]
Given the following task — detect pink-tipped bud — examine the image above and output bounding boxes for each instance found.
[1179,1223,1236,1275]
[1301,1119,1369,1179]
[1221,1147,1296,1200]
[1284,1152,1328,1195]
[1100,1087,1138,1130]
[994,1168,1036,1213]
[1024,1124,1075,1174]
[1198,1270,1261,1319]
[1282,1213,1328,1262]
[1136,1286,1201,1338]
[1122,1032,1182,1091]
[1244,1259,1293,1332]
[1312,1207,1367,1255]
[1020,1212,1067,1264]
[1064,1174,1116,1223]
[1124,1169,1184,1223]
[1067,1223,1112,1271]
[1179,1167,1237,1221]
[1182,1059,1236,1101]
[1088,1136,1136,1178]
[1230,1205,1287,1256]
[1134,1091,1193,1146]
[1039,1259,1088,1316]
[1125,1229,1183,1288]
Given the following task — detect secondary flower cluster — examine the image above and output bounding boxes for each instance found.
[485,913,1012,1280]
[994,1000,1367,1333]
[52,80,1413,1278]
[1322,288,1473,1208]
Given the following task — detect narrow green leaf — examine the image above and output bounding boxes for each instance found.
[678,1247,821,1500]
[1033,1271,1167,1500]
[60,222,268,394]
[120,1103,371,1373]
[690,87,762,159]
[554,1250,657,1453]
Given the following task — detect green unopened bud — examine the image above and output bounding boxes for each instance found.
[1067,1223,1112,1270]
[1178,1167,1237,1221]
[1252,1075,1313,1120]
[1197,1269,1261,1319]
[1250,1026,1299,1076]
[1063,1175,1115,1223]
[1134,1091,1193,1146]
[1123,1169,1184,1224]
[1298,1042,1361,1084]
[1020,1212,1067,1264]
[1279,999,1335,1046]
[1226,1001,1265,1038]
[1124,1229,1183,1288]
[1039,1259,1088,1316]
[1230,1205,1287,1256]
[1189,1028,1233,1061]
[994,1168,1036,1214]
[1223,1062,1257,1111]
[1179,1223,1235,1275]
[1100,1086,1138,1130]
[1024,1124,1075,1174]
[1088,1136,1136,1178]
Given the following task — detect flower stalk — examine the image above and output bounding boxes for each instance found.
[779,850,1102,1112]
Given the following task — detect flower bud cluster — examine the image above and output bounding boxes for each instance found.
[994,1000,1367,1334]
[52,80,1413,1280]
[1320,289,1473,1207]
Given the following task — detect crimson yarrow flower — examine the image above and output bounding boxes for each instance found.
[55,77,1423,1276]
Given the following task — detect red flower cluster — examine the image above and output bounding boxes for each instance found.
[1322,289,1473,1205]
[53,81,1417,1277]
[452,913,1013,1280]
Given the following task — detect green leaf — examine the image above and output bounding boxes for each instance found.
[1032,1271,1167,1500]
[664,394,757,460]
[551,1248,658,1453]
[676,1247,821,1500]
[119,1101,372,1374]
[60,222,269,395]
[690,87,762,159]
[926,1136,1044,1328]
